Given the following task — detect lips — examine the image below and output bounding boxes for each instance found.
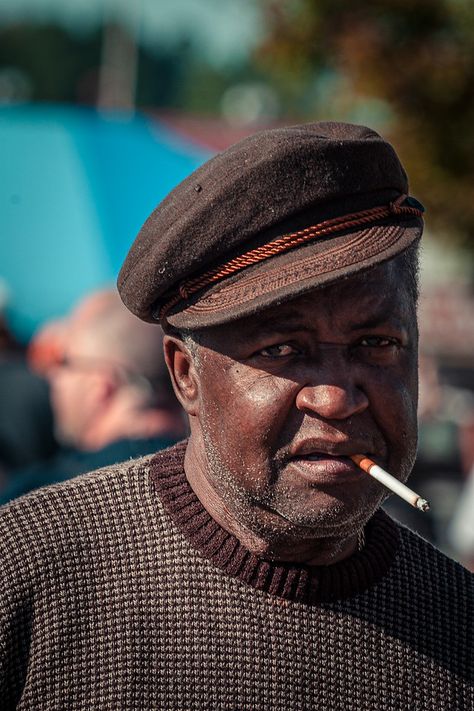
[290,438,376,460]
[286,438,384,484]
[289,452,356,477]
[304,453,350,461]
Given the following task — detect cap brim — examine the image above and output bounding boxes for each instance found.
[166,217,422,330]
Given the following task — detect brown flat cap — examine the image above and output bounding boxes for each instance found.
[118,121,424,330]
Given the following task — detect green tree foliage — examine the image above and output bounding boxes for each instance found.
[0,24,102,103]
[0,23,186,107]
[0,22,258,117]
[256,0,474,253]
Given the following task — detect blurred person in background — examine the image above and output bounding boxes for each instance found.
[0,288,186,504]
[448,408,474,570]
[384,352,473,559]
[0,279,58,481]
[449,464,474,571]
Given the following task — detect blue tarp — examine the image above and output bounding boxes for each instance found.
[0,104,209,341]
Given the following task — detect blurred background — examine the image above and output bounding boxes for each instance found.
[1,0,473,566]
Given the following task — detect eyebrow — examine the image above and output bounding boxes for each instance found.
[347,312,404,332]
[251,315,310,336]
[252,306,405,337]
[346,295,412,330]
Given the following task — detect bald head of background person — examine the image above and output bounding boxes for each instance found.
[0,289,185,505]
[48,288,186,451]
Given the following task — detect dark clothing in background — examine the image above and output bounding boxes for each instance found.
[0,357,57,471]
[0,435,177,505]
[0,442,472,709]
[383,420,465,546]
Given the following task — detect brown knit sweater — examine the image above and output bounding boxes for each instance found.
[0,442,473,710]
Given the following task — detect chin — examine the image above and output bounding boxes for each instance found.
[262,489,384,540]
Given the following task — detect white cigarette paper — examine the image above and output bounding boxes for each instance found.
[351,455,430,512]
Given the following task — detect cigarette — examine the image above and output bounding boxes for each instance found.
[350,454,430,512]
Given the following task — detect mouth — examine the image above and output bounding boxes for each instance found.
[284,436,386,485]
[289,453,358,480]
[291,452,355,470]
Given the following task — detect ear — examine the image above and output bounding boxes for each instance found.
[163,335,200,416]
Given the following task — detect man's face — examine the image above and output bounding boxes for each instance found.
[188,259,418,545]
[49,331,108,447]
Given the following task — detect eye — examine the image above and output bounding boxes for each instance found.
[351,335,401,364]
[357,336,398,348]
[258,343,299,358]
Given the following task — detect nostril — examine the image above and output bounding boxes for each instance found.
[295,383,369,420]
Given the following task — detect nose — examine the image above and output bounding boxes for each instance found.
[295,360,369,421]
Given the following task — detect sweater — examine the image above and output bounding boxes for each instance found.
[0,434,178,506]
[0,441,473,710]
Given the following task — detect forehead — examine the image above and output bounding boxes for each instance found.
[200,259,415,345]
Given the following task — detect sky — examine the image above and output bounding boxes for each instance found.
[0,0,264,67]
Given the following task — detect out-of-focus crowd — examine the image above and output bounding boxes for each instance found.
[1,285,473,571]
[0,286,187,508]
[384,352,474,571]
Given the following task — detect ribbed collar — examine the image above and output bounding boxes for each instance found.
[150,441,400,604]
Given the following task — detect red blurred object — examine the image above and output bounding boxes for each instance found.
[27,320,67,376]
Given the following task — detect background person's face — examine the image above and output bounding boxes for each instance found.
[190,260,419,544]
[49,332,109,447]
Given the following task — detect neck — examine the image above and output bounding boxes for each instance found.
[184,435,359,567]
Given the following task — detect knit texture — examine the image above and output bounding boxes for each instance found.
[1,441,473,710]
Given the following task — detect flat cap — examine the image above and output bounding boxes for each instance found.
[118,121,423,330]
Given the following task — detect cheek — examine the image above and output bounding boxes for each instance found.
[366,361,418,471]
[365,347,417,416]
[50,374,70,413]
[372,371,417,421]
[54,373,89,418]
[200,365,297,468]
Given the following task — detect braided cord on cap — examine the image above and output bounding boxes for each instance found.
[158,195,423,322]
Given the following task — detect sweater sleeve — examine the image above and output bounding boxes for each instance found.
[0,460,145,707]
[0,500,37,708]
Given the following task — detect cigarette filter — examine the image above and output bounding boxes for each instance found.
[351,455,430,512]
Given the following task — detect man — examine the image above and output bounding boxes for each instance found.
[0,288,185,504]
[1,123,472,709]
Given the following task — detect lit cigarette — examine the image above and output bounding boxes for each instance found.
[351,454,430,512]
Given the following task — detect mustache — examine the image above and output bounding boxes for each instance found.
[273,426,386,465]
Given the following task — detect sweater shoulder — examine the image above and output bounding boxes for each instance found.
[395,521,474,592]
[0,451,153,515]
[0,450,167,582]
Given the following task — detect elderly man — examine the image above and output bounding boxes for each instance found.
[1,123,472,709]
